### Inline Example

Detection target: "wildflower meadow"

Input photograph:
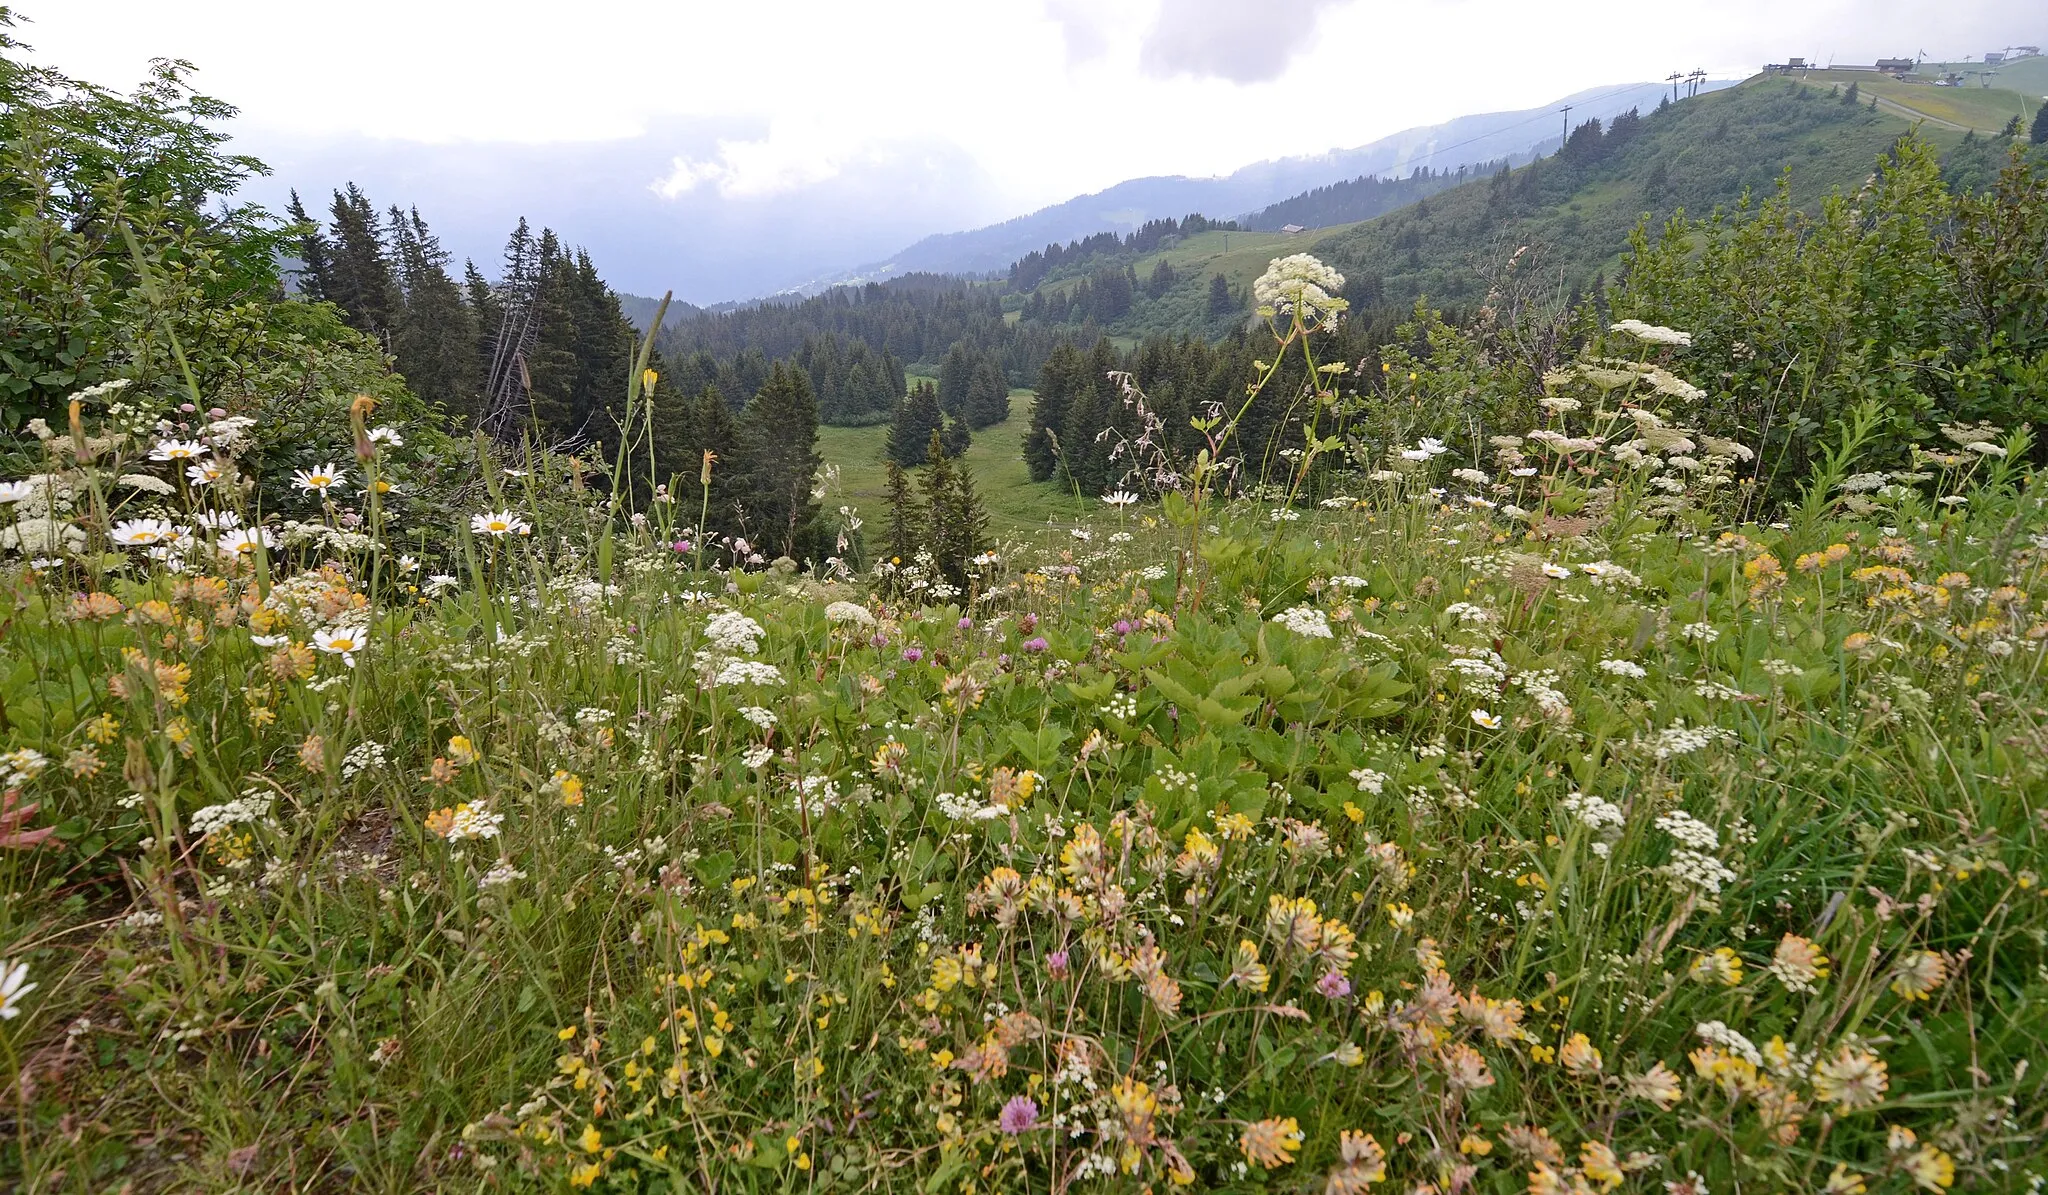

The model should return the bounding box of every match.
[4,255,2046,1193]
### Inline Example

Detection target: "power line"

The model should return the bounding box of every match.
[1384,79,1690,175]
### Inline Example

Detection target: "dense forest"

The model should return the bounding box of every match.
[1237,159,1509,231]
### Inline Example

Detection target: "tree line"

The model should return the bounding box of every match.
[287,184,841,560]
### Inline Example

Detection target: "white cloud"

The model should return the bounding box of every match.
[1140,0,1354,83]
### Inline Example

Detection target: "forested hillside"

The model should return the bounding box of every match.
[1312,79,1938,308]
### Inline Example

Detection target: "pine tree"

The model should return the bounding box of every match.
[285,189,332,301]
[886,380,945,466]
[737,362,824,561]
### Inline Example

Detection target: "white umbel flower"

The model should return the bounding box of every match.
[1253,253,1347,321]
[1270,605,1333,638]
[1610,319,1693,347]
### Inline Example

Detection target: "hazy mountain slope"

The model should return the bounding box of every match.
[1310,77,1943,310]
[847,81,1729,284]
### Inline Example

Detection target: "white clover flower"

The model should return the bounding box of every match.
[1270,605,1333,638]
[1610,319,1693,347]
[1252,253,1347,321]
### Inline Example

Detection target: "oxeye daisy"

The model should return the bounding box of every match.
[185,460,229,486]
[313,625,367,666]
[293,463,346,492]
[471,510,530,537]
[0,480,33,503]
[149,439,208,462]
[109,518,178,546]
[1470,708,1502,729]
[0,958,34,1019]
[217,528,276,557]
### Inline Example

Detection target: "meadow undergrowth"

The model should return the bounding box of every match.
[1,308,2045,1195]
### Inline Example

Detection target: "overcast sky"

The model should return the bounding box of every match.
[19,0,2039,212]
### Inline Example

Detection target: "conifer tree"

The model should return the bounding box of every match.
[322,183,401,343]
[285,189,332,301]
[654,386,742,532]
[936,343,973,415]
[948,455,991,582]
[387,206,479,414]
[1207,272,1235,317]
[964,358,1009,428]
[920,430,960,579]
[737,362,824,560]
[2034,101,2048,145]
[882,457,919,567]
[940,414,971,460]
[886,380,945,466]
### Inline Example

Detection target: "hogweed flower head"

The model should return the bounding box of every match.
[1253,254,1346,323]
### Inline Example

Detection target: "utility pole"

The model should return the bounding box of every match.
[1667,70,1684,103]
[1559,105,1573,152]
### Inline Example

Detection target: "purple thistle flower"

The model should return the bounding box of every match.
[998,1095,1039,1135]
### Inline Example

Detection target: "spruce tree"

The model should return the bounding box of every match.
[965,358,1009,428]
[1207,273,1235,317]
[936,343,973,415]
[948,455,991,583]
[886,380,944,466]
[322,183,401,343]
[285,189,332,301]
[387,206,480,415]
[737,362,824,560]
[654,386,742,534]
[920,430,960,580]
[2034,101,2048,145]
[882,458,919,566]
[940,414,971,460]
